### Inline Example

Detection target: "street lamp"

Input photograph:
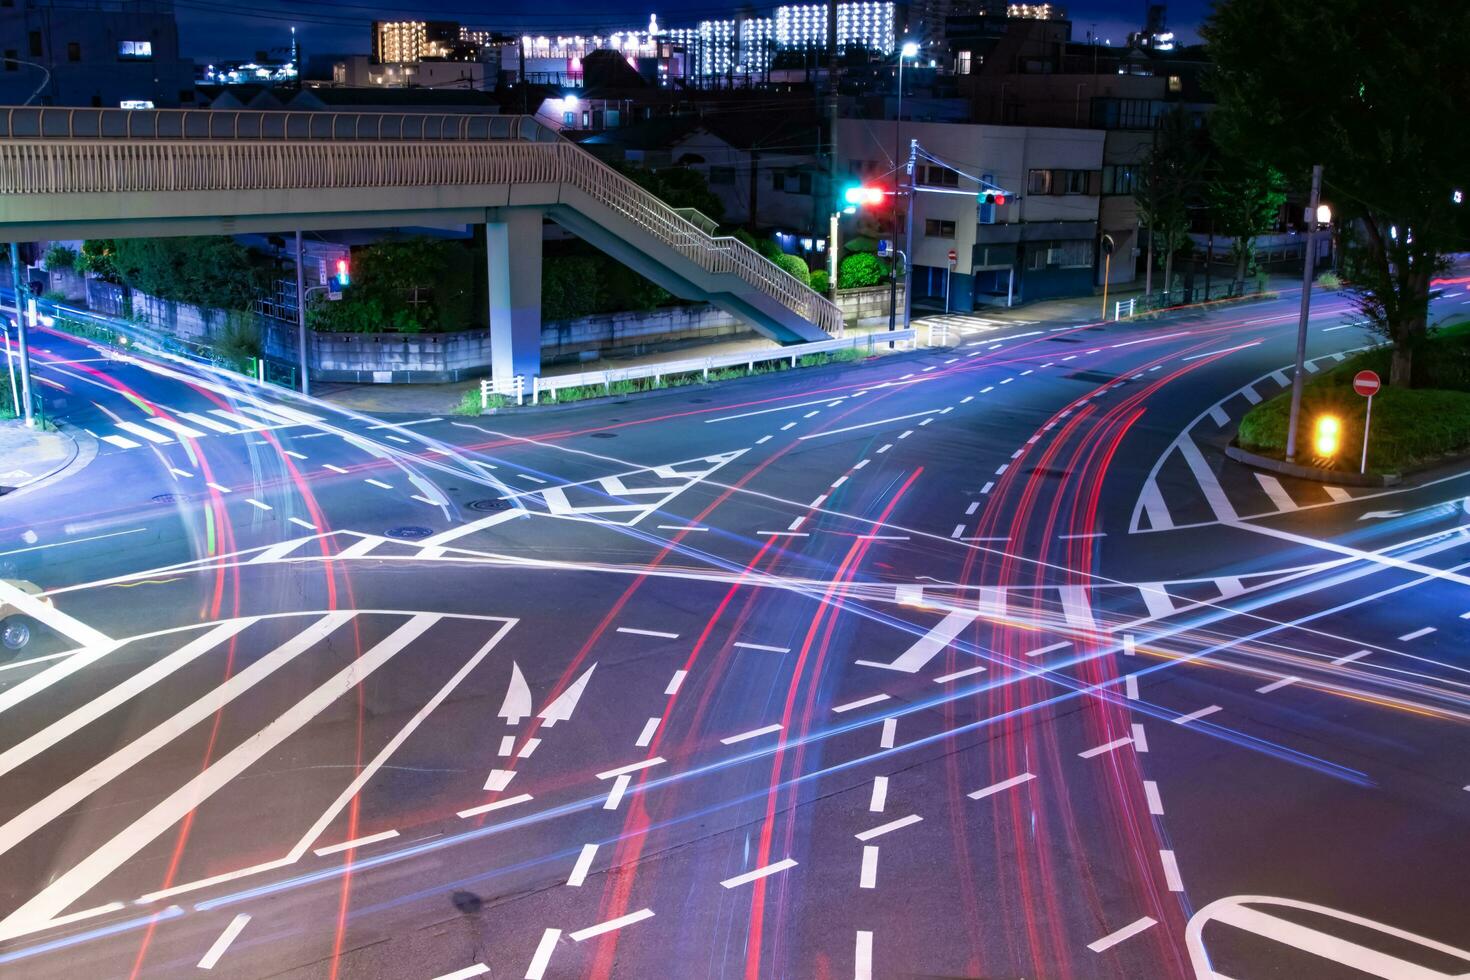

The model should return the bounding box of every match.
[1285,164,1326,463]
[888,41,919,335]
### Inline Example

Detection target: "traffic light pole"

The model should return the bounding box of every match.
[7,242,34,427]
[294,230,310,397]
[1284,164,1322,464]
[901,138,916,334]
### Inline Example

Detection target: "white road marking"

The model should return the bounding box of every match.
[855,814,921,841]
[1256,473,1299,511]
[1174,705,1222,725]
[456,794,533,819]
[1177,436,1239,522]
[597,757,666,780]
[1208,406,1231,427]
[1125,674,1139,700]
[869,776,888,812]
[879,717,897,749]
[538,664,595,727]
[115,420,173,444]
[498,662,533,725]
[101,434,141,449]
[1159,849,1185,891]
[617,626,679,639]
[569,908,654,942]
[876,443,892,453]
[482,770,515,792]
[635,717,661,747]
[965,501,980,515]
[1059,586,1096,631]
[603,774,632,810]
[721,723,782,745]
[206,409,268,431]
[245,498,272,511]
[313,829,399,857]
[1139,584,1175,620]
[1399,626,1436,641]
[1241,385,1262,405]
[781,422,797,431]
[756,435,772,444]
[1138,478,1174,531]
[430,965,487,980]
[833,693,891,713]
[933,664,986,684]
[951,524,966,539]
[1132,723,1149,752]
[525,928,562,979]
[1143,780,1165,816]
[789,516,809,531]
[705,397,849,423]
[1332,650,1370,665]
[197,913,251,970]
[1257,676,1300,694]
[720,858,798,889]
[288,517,317,531]
[980,481,994,494]
[145,417,208,440]
[1323,485,1352,503]
[664,669,687,695]
[1183,341,1261,361]
[568,844,598,887]
[994,463,1009,476]
[798,410,944,441]
[366,478,393,489]
[1088,916,1157,953]
[283,450,308,460]
[517,738,540,759]
[1123,634,1136,656]
[859,846,879,889]
[1079,737,1133,759]
[967,772,1035,801]
[322,463,349,474]
[855,609,979,673]
[734,642,789,654]
[855,930,874,980]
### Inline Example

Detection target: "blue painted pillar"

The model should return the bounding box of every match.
[486,209,543,387]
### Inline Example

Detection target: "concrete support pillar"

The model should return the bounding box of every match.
[486,209,542,386]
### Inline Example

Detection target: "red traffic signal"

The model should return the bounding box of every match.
[980,190,1006,206]
[843,183,886,208]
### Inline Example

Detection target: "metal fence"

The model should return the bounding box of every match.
[0,107,554,142]
[481,329,920,410]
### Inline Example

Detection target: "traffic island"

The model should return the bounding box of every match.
[1233,321,1470,485]
[0,420,82,496]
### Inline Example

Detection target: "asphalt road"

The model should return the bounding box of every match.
[2,280,1469,980]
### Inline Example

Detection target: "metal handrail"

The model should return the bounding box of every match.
[0,129,843,335]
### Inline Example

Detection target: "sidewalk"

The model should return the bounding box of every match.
[0,421,78,494]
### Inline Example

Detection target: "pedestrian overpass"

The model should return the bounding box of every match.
[0,107,840,385]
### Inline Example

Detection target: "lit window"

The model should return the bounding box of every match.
[119,100,155,110]
[1168,75,1181,93]
[118,40,153,60]
[956,50,971,74]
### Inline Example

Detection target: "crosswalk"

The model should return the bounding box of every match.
[914,313,1038,342]
[522,451,747,527]
[97,404,321,450]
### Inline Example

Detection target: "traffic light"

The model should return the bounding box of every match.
[842,183,886,208]
[334,258,350,288]
[979,190,1007,206]
[1313,415,1341,457]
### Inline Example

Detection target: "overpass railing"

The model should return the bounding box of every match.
[0,128,843,336]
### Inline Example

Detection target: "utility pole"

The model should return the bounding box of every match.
[826,0,840,304]
[888,52,909,333]
[7,243,34,427]
[901,138,916,332]
[1284,164,1322,464]
[294,231,310,397]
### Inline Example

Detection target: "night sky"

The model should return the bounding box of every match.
[178,0,1214,66]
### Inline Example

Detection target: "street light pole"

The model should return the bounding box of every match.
[901,138,916,333]
[7,243,34,427]
[1284,163,1322,464]
[888,41,917,334]
[294,230,310,397]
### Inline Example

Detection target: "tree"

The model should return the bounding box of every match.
[1205,152,1286,292]
[1204,0,1470,386]
[76,239,120,282]
[1134,106,1205,299]
[311,238,476,334]
[620,165,725,224]
[111,237,265,311]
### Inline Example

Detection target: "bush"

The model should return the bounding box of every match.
[773,253,811,286]
[111,236,267,311]
[809,269,830,294]
[542,256,605,321]
[41,290,67,303]
[839,252,890,289]
[212,315,261,372]
[1316,271,1343,291]
[44,244,77,270]
[77,239,121,282]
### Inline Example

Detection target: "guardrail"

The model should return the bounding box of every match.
[481,329,919,410]
[0,106,553,142]
[0,119,843,338]
[1114,298,1137,320]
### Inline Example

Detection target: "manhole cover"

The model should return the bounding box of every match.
[152,493,189,504]
[688,397,712,403]
[1046,335,1082,343]
[1065,370,1120,385]
[588,432,618,439]
[1024,466,1069,480]
[467,498,509,512]
[385,525,433,540]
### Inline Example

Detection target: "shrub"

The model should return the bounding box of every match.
[211,314,261,372]
[839,252,890,289]
[1316,271,1343,291]
[542,256,605,321]
[809,269,829,294]
[773,253,811,286]
[44,244,77,270]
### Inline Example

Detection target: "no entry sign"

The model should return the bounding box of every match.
[947,248,957,263]
[1353,370,1381,397]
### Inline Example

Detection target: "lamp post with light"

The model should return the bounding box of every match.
[887,40,919,335]
[1285,164,1331,463]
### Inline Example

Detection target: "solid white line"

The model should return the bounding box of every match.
[197,913,251,970]
[1173,705,1222,725]
[597,757,666,780]
[757,530,810,537]
[635,717,661,747]
[456,794,533,819]
[1398,626,1436,641]
[570,908,654,942]
[245,498,272,511]
[657,524,708,531]
[797,410,944,440]
[525,928,562,979]
[1159,849,1184,891]
[734,642,789,653]
[366,479,393,489]
[1079,737,1133,759]
[832,693,890,713]
[855,813,921,841]
[567,843,598,887]
[1143,780,1165,816]
[859,845,879,889]
[869,775,888,812]
[617,627,680,639]
[1024,640,1071,659]
[313,829,399,857]
[932,664,986,684]
[855,931,873,980]
[720,723,782,745]
[431,965,488,980]
[720,857,798,889]
[603,774,632,810]
[1183,341,1261,361]
[1088,916,1157,953]
[1257,676,1301,694]
[664,670,687,695]
[967,772,1035,800]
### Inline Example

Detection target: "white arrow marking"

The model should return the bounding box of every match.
[538,663,595,727]
[498,662,532,725]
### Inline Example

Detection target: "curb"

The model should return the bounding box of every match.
[1224,443,1400,487]
[2,422,97,500]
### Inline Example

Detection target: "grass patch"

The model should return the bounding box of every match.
[1237,317,1470,473]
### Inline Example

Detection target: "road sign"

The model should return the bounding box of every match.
[947,248,957,264]
[877,239,892,258]
[1352,370,1381,397]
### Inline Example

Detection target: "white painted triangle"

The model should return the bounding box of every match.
[538,663,595,727]
[498,662,532,725]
